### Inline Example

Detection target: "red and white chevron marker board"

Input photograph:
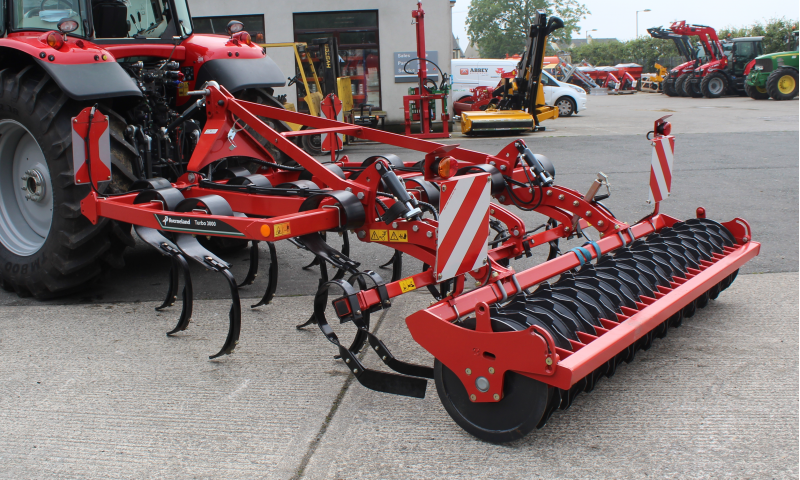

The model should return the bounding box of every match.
[434,172,491,281]
[648,134,675,204]
[320,94,343,154]
[71,107,111,187]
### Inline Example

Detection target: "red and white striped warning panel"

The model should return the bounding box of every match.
[320,95,343,154]
[435,172,491,281]
[71,108,111,186]
[648,135,675,204]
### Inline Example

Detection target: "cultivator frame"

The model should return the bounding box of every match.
[77,79,759,442]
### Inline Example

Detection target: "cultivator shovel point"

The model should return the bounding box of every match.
[76,81,759,443]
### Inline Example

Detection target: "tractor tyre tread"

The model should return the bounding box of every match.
[676,73,692,97]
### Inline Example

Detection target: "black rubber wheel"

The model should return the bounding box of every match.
[663,77,677,96]
[701,72,727,98]
[0,64,135,298]
[686,77,703,98]
[300,127,323,156]
[745,82,770,100]
[555,96,576,116]
[676,73,692,97]
[434,316,550,443]
[766,67,798,100]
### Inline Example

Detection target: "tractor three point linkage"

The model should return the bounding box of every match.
[2,3,760,442]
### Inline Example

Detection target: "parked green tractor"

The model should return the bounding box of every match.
[745,31,798,100]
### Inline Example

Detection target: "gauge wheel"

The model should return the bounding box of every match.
[766,67,798,100]
[555,96,576,117]
[0,65,136,298]
[434,316,550,443]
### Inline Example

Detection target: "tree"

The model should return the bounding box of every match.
[467,0,590,59]
[719,17,798,54]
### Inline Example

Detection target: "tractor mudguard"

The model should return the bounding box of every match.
[35,59,141,100]
[194,56,285,93]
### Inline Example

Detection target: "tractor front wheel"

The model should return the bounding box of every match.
[686,77,703,98]
[701,72,727,98]
[662,77,677,96]
[766,67,798,100]
[676,73,692,97]
[745,83,770,100]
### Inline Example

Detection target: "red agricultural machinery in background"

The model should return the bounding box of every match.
[648,25,702,96]
[0,0,760,443]
[660,22,764,98]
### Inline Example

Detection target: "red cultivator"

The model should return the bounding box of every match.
[77,82,759,442]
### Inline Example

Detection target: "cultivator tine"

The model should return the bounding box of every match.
[313,275,429,398]
[251,242,279,308]
[209,269,242,359]
[174,234,242,358]
[166,255,193,335]
[133,225,195,333]
[156,258,179,311]
[237,241,260,288]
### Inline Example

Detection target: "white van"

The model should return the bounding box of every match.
[451,58,587,116]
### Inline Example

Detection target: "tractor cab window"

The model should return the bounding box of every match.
[731,41,761,73]
[92,0,188,39]
[695,43,707,62]
[13,0,87,36]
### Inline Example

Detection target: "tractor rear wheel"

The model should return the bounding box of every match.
[676,73,691,97]
[766,67,798,100]
[701,72,727,98]
[745,83,770,100]
[0,65,135,298]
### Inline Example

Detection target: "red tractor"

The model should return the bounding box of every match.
[0,0,291,297]
[670,22,764,98]
[647,26,702,97]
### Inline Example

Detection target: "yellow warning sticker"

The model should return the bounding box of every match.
[274,222,291,238]
[178,82,189,96]
[370,229,388,242]
[399,277,417,293]
[388,230,408,242]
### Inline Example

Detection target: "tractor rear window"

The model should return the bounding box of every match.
[92,0,176,39]
[13,0,86,36]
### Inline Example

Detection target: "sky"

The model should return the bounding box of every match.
[451,0,800,51]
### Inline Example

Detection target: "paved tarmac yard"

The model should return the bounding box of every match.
[0,93,797,479]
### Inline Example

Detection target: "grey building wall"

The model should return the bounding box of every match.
[187,0,454,123]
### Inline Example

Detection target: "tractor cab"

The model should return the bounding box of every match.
[728,37,764,75]
[11,0,193,40]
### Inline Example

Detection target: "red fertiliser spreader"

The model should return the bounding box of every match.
[76,82,759,443]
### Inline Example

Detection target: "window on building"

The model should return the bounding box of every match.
[293,10,381,112]
[193,14,265,42]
